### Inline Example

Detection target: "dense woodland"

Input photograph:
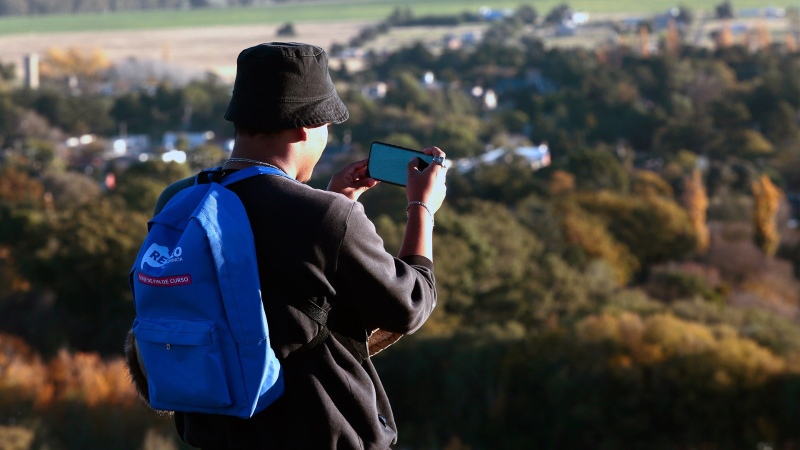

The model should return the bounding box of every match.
[2,4,800,449]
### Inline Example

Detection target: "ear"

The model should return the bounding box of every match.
[291,127,309,143]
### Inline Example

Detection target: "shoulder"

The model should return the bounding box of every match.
[233,175,361,225]
[153,176,195,216]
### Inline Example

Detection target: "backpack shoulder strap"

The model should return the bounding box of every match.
[220,166,298,185]
[193,165,297,187]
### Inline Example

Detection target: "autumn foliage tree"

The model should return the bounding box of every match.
[752,174,783,256]
[681,169,710,254]
[39,47,111,91]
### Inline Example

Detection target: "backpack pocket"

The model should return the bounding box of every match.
[133,318,232,409]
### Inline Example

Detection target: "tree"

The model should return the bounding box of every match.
[430,116,484,158]
[715,1,735,19]
[39,47,111,89]
[0,167,44,207]
[544,3,572,25]
[680,169,710,254]
[761,101,800,146]
[383,72,430,111]
[710,100,751,133]
[189,143,226,170]
[674,6,694,25]
[19,198,148,354]
[431,201,546,326]
[557,199,640,284]
[729,129,774,158]
[26,89,114,135]
[0,61,15,84]
[112,160,191,214]
[515,5,538,25]
[562,148,630,193]
[752,174,782,256]
[0,0,28,14]
[631,170,674,198]
[276,22,296,37]
[573,191,700,273]
[41,170,102,208]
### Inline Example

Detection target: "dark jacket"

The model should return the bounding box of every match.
[127,172,437,449]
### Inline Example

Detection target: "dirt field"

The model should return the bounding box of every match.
[0,21,372,83]
[3,15,788,85]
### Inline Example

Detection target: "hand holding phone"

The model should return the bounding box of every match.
[327,159,379,201]
[367,142,435,187]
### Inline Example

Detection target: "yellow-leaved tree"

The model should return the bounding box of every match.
[752,174,783,256]
[39,47,110,84]
[680,169,710,254]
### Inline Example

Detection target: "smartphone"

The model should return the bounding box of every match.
[367,141,434,187]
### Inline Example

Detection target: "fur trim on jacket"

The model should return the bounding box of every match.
[124,329,173,417]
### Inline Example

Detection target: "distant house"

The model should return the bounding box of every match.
[162,131,215,150]
[765,7,785,18]
[108,135,151,158]
[737,6,785,18]
[738,8,761,18]
[362,82,387,99]
[478,7,512,21]
[571,12,590,25]
[556,22,577,36]
[337,47,365,58]
[462,31,482,45]
[453,143,551,172]
[443,31,483,50]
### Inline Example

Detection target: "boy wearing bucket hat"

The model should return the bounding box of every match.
[157,42,447,449]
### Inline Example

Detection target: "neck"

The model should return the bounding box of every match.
[224,157,282,170]
[225,139,298,179]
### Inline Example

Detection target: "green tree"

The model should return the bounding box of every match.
[384,72,430,111]
[19,198,147,354]
[631,170,674,198]
[189,143,226,170]
[430,116,484,158]
[515,4,538,24]
[276,22,296,37]
[432,201,545,326]
[562,148,630,193]
[544,3,572,25]
[761,101,800,146]
[112,160,192,214]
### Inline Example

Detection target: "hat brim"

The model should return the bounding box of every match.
[225,90,349,131]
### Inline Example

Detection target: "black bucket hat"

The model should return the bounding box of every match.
[224,42,349,131]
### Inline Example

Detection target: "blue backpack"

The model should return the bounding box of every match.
[129,166,294,419]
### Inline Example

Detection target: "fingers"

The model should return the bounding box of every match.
[350,159,369,170]
[346,159,373,181]
[356,178,380,189]
[420,147,447,171]
[422,146,445,158]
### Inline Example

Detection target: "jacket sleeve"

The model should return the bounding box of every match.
[333,201,437,334]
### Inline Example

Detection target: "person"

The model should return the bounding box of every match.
[132,42,447,449]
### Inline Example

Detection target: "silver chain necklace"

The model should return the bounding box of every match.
[224,157,284,172]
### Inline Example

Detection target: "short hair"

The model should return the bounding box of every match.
[233,122,282,138]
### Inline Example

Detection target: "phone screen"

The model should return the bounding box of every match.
[367,142,433,187]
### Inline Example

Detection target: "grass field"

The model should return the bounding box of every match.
[0,0,789,36]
